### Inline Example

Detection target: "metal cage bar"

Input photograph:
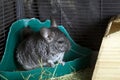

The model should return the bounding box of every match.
[1,0,120,60]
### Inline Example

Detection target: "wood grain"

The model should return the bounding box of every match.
[92,16,120,80]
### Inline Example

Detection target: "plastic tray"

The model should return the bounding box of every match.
[0,18,92,80]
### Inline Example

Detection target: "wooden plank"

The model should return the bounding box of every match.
[92,15,120,80]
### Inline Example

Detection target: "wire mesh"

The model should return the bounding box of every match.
[1,0,120,60]
[0,0,16,60]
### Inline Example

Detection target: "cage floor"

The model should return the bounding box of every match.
[52,68,92,80]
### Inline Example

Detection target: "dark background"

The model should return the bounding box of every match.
[0,0,120,60]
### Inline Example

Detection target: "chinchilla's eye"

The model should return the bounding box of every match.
[57,37,65,44]
[57,40,64,44]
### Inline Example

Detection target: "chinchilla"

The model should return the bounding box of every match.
[16,19,71,70]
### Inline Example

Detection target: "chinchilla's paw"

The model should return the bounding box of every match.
[58,61,65,66]
[48,60,55,67]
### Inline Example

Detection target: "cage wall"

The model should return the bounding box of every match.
[0,0,120,60]
[0,0,16,59]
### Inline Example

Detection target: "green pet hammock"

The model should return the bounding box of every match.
[0,18,92,80]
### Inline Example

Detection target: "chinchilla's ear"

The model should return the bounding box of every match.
[50,17,57,27]
[40,28,55,43]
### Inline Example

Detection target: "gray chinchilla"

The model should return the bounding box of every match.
[16,19,71,70]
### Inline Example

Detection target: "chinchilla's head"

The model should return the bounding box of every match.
[40,19,71,54]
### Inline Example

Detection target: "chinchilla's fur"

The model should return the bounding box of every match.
[16,20,71,70]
